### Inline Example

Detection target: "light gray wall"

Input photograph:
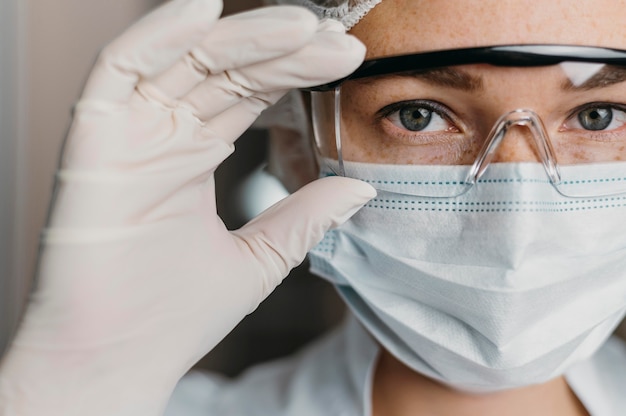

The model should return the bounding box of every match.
[0,0,163,354]
[0,0,23,353]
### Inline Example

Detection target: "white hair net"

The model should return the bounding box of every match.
[255,0,384,131]
[267,0,383,30]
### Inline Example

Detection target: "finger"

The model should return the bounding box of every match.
[201,90,287,143]
[231,176,377,301]
[179,30,365,121]
[146,6,321,99]
[81,0,223,103]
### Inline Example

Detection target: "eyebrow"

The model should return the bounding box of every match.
[353,65,626,92]
[561,65,626,91]
[357,67,484,92]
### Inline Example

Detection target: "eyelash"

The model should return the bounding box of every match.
[565,102,626,121]
[556,102,626,145]
[379,100,626,124]
[377,99,452,123]
[372,99,626,149]
[373,100,464,145]
[378,99,459,136]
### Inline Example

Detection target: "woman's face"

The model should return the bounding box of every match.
[315,0,626,167]
[275,0,626,188]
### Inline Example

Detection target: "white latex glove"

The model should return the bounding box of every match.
[0,1,375,414]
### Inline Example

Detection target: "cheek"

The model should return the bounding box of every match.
[340,88,388,162]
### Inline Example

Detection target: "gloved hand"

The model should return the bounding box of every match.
[0,1,375,414]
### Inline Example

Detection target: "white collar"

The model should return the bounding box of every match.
[166,314,626,416]
[340,314,626,416]
[341,314,379,416]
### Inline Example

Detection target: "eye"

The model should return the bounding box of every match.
[565,104,626,132]
[384,101,454,133]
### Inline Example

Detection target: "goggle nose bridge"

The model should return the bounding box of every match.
[465,109,563,187]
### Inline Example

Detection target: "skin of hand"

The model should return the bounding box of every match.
[0,1,375,415]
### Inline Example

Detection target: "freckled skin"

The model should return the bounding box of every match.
[351,0,626,58]
[336,67,579,164]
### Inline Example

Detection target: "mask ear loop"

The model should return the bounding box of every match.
[334,86,346,177]
[465,109,562,188]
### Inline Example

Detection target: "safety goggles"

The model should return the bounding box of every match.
[308,45,626,198]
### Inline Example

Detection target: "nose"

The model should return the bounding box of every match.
[491,124,542,163]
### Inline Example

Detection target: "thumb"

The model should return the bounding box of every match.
[232,176,376,295]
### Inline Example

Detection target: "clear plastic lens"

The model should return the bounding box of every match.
[311,61,626,198]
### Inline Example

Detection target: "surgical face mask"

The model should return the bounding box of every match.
[306,45,626,392]
[309,159,626,392]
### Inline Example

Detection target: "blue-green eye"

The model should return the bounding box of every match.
[578,107,613,130]
[399,106,433,131]
[385,102,453,133]
[565,104,626,132]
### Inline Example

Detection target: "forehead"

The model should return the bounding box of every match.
[350,0,626,59]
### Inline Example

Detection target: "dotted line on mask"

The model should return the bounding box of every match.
[356,177,626,186]
[479,177,626,185]
[366,197,626,212]
[361,179,469,186]
[360,178,544,186]
[560,177,626,185]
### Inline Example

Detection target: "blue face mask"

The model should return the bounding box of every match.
[310,159,626,393]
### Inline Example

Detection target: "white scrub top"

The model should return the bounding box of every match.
[165,315,626,416]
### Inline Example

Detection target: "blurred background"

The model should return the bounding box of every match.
[0,0,625,378]
[0,0,345,377]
